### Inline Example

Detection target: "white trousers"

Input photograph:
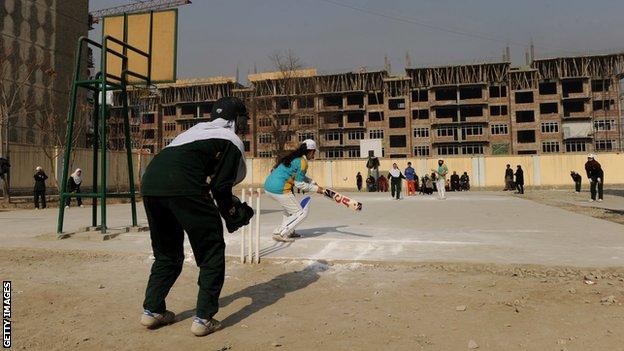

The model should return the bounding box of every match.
[436,179,446,199]
[267,192,308,236]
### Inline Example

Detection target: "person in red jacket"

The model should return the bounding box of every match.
[584,154,604,202]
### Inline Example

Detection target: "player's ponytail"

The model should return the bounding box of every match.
[276,143,308,168]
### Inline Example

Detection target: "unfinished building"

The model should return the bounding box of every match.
[116,52,624,159]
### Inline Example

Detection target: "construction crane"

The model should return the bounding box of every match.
[90,0,191,25]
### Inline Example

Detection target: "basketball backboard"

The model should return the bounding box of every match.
[102,9,178,84]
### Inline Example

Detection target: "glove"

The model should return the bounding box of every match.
[221,196,254,233]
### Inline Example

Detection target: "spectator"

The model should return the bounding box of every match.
[432,159,448,200]
[366,175,376,192]
[388,163,405,200]
[584,154,604,202]
[450,171,460,191]
[33,166,48,209]
[570,171,582,193]
[377,175,388,192]
[424,175,434,195]
[356,172,363,192]
[460,172,470,191]
[514,165,524,194]
[504,164,514,191]
[65,168,84,208]
[404,162,417,196]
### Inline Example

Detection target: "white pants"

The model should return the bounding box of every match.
[268,192,308,236]
[436,179,446,199]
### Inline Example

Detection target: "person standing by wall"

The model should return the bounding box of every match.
[460,172,470,191]
[388,163,405,200]
[65,168,83,208]
[33,166,48,209]
[570,171,582,193]
[356,172,363,192]
[450,171,460,191]
[504,164,514,191]
[404,162,416,196]
[514,165,524,194]
[584,154,604,202]
[432,159,448,200]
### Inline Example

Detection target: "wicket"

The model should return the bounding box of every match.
[240,188,261,264]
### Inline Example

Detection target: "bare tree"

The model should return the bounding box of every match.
[267,50,305,159]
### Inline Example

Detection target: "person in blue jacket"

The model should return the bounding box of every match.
[264,139,323,242]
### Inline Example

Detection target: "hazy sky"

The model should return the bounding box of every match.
[90,0,624,82]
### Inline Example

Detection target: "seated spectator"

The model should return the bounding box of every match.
[460,172,470,191]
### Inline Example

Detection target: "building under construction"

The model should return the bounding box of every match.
[114,52,624,159]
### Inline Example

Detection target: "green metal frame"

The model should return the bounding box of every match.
[57,12,154,235]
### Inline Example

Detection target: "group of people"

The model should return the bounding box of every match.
[31,167,84,209]
[569,154,604,201]
[357,160,471,200]
[503,164,524,194]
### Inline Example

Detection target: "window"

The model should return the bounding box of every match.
[163,137,174,146]
[163,106,176,116]
[459,87,482,100]
[347,149,361,158]
[181,105,197,116]
[437,145,459,155]
[411,109,429,119]
[258,133,272,144]
[460,105,483,118]
[565,140,587,152]
[492,143,510,155]
[324,131,342,142]
[539,82,557,95]
[243,141,250,152]
[435,88,456,101]
[541,122,559,133]
[516,110,535,123]
[542,141,560,153]
[436,106,456,119]
[515,91,534,103]
[461,125,483,136]
[298,96,314,109]
[594,120,616,131]
[369,129,384,139]
[142,129,155,139]
[413,145,430,156]
[142,113,155,124]
[593,100,614,111]
[518,150,537,155]
[278,116,291,126]
[346,94,364,106]
[257,99,272,111]
[389,116,406,128]
[131,125,140,133]
[323,95,342,108]
[437,126,455,137]
[490,105,508,116]
[562,79,584,96]
[347,112,364,124]
[324,114,341,124]
[368,92,383,105]
[389,135,407,148]
[490,124,508,135]
[389,154,407,158]
[540,103,558,114]
[348,130,365,140]
[517,130,536,143]
[258,151,274,158]
[563,100,585,116]
[489,85,507,98]
[298,132,314,142]
[413,127,429,138]
[591,79,611,92]
[181,121,196,130]
[324,149,344,158]
[164,123,176,132]
[298,115,314,125]
[461,144,484,155]
[389,99,405,110]
[368,111,384,121]
[411,89,428,102]
[595,140,615,151]
[259,118,272,127]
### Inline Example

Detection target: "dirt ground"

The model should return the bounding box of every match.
[3,247,624,351]
[518,188,624,225]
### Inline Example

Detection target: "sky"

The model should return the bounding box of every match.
[89,0,624,82]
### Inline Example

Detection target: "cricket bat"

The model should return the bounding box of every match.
[323,188,363,212]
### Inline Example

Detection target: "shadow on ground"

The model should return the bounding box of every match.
[175,263,326,327]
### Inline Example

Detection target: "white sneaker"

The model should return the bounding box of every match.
[597,199,603,202]
[588,199,595,203]
[65,205,70,209]
[80,205,84,208]
[140,310,175,329]
[190,317,221,336]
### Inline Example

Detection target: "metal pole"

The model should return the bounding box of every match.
[91,84,100,228]
[255,188,260,263]
[100,40,109,234]
[247,187,252,263]
[240,188,245,263]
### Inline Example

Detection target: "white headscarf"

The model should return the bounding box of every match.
[166,118,247,185]
[71,168,82,185]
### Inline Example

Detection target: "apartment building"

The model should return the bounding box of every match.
[115,52,624,159]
